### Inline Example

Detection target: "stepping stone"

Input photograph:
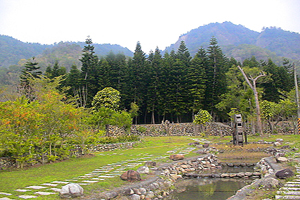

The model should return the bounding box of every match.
[285,184,300,187]
[0,198,11,200]
[26,186,47,189]
[19,195,37,199]
[49,188,61,192]
[0,193,12,196]
[98,175,115,178]
[275,195,300,199]
[82,180,98,183]
[277,191,300,195]
[16,189,31,192]
[92,178,100,180]
[281,187,300,191]
[52,181,69,184]
[34,192,56,195]
[78,183,89,185]
[41,183,57,187]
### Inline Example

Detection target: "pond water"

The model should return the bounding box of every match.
[167,178,253,200]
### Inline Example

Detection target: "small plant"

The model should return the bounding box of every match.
[137,126,147,133]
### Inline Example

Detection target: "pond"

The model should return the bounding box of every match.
[167,178,253,200]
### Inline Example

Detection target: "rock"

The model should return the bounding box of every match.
[195,149,207,154]
[276,157,288,163]
[137,166,150,174]
[259,177,280,189]
[133,188,141,195]
[169,154,184,161]
[276,138,284,143]
[104,191,118,199]
[275,168,294,179]
[120,170,141,181]
[59,183,83,198]
[145,161,156,166]
[145,191,155,199]
[139,188,147,195]
[203,143,210,148]
[130,194,141,200]
[274,142,281,147]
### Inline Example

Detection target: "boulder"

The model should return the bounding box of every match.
[130,194,140,200]
[259,177,280,189]
[170,154,184,161]
[120,170,141,181]
[276,157,288,163]
[59,183,83,198]
[137,166,150,174]
[203,143,210,148]
[275,168,294,179]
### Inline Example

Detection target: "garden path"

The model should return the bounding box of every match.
[0,144,198,199]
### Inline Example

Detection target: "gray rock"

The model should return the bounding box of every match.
[276,157,288,163]
[259,177,280,189]
[130,194,140,200]
[276,168,294,179]
[137,166,150,174]
[139,188,147,195]
[59,183,83,198]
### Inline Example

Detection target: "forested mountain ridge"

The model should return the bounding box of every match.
[165,21,300,62]
[0,35,133,68]
[0,35,51,68]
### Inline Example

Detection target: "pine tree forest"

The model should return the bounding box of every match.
[55,37,294,124]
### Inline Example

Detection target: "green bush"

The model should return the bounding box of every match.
[137,126,147,133]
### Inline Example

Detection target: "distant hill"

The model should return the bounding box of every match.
[0,35,51,68]
[0,35,133,69]
[164,22,300,64]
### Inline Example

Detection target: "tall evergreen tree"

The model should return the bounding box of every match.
[205,37,228,119]
[79,36,100,107]
[19,57,42,100]
[147,47,163,124]
[189,48,207,117]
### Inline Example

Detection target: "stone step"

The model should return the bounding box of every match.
[275,195,300,199]
[281,187,300,191]
[285,184,300,188]
[277,191,300,195]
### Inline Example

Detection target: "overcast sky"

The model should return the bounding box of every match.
[0,0,300,53]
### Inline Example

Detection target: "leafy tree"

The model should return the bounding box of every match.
[193,109,212,132]
[90,87,131,136]
[237,65,266,135]
[92,87,120,111]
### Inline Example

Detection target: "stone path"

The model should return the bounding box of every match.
[0,145,196,199]
[275,166,300,199]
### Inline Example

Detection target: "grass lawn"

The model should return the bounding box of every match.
[1,134,300,199]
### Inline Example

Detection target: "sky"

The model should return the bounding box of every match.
[0,0,300,53]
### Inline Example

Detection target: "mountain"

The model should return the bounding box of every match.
[164,22,300,63]
[0,35,51,68]
[0,35,133,68]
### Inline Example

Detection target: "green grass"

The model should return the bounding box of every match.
[0,136,196,199]
[1,134,300,199]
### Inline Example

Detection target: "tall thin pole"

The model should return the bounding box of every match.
[294,64,300,134]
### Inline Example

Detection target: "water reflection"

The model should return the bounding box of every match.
[167,178,253,200]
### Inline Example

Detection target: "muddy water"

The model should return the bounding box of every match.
[167,178,253,200]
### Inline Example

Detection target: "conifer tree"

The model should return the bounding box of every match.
[205,37,228,119]
[79,36,100,107]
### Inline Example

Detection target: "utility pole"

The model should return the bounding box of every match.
[294,64,300,134]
